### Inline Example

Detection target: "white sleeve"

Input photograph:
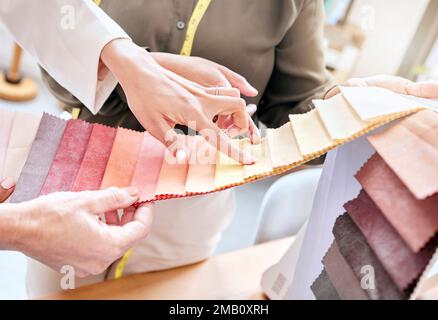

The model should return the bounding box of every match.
[0,0,130,114]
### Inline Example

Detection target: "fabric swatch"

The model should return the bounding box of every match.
[72,124,117,192]
[356,153,438,253]
[214,139,245,189]
[315,93,366,141]
[131,132,166,201]
[345,190,437,291]
[340,86,422,121]
[311,268,341,300]
[333,213,405,300]
[289,109,333,157]
[0,109,15,176]
[2,112,41,181]
[266,122,303,168]
[243,138,273,179]
[40,119,93,195]
[10,114,67,203]
[368,110,438,200]
[185,136,216,194]
[323,241,369,300]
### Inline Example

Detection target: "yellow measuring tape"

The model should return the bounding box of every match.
[93,0,212,279]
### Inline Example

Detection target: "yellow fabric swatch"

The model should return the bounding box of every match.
[340,86,424,121]
[289,109,333,157]
[266,122,303,168]
[315,94,366,141]
[243,138,273,179]
[214,140,244,189]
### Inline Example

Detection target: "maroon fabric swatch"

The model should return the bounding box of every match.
[311,268,341,300]
[40,119,93,195]
[356,153,438,253]
[10,114,67,203]
[333,213,406,300]
[345,190,437,292]
[72,124,117,192]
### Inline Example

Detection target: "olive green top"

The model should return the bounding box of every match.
[42,0,333,130]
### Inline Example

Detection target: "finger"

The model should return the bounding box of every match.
[207,96,249,133]
[216,104,257,130]
[219,66,258,97]
[406,81,438,99]
[0,177,15,203]
[111,204,154,250]
[248,115,261,145]
[78,187,139,215]
[246,104,257,117]
[205,87,241,98]
[325,86,341,99]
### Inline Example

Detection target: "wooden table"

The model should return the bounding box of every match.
[43,237,294,300]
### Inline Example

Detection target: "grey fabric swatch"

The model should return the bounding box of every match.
[311,268,341,300]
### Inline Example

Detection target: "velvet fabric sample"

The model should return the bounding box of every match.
[356,153,438,253]
[311,268,341,300]
[368,110,438,200]
[323,241,369,300]
[131,132,166,201]
[40,119,93,195]
[345,190,437,291]
[333,213,405,300]
[10,114,67,203]
[72,124,117,192]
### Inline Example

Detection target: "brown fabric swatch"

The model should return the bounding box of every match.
[311,268,341,300]
[333,213,406,300]
[323,241,369,300]
[345,190,437,292]
[356,153,438,253]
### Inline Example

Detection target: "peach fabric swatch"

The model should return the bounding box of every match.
[356,153,438,253]
[315,94,366,141]
[100,128,143,190]
[243,138,273,179]
[289,109,333,157]
[154,152,189,198]
[131,132,166,201]
[266,122,303,168]
[0,109,15,175]
[340,86,423,121]
[40,120,93,195]
[368,110,438,200]
[214,139,244,189]
[72,124,117,192]
[2,112,41,181]
[185,136,216,194]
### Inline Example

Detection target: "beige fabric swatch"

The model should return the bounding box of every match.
[266,122,303,168]
[368,110,438,200]
[340,86,424,121]
[243,138,273,179]
[214,140,244,189]
[289,109,333,157]
[315,94,366,141]
[2,112,41,180]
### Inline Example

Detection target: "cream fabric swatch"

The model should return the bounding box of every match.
[266,122,303,168]
[2,112,41,180]
[289,109,333,157]
[215,140,244,189]
[340,86,423,121]
[243,138,273,179]
[315,94,366,141]
[0,109,15,175]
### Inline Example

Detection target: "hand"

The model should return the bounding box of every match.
[3,187,153,277]
[326,75,438,99]
[101,39,258,164]
[151,53,261,144]
[0,177,15,203]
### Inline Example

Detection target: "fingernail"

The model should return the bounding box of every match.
[176,149,187,164]
[1,177,15,190]
[227,125,241,137]
[125,187,139,198]
[243,153,257,165]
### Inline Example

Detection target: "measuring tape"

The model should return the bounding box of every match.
[92,0,212,280]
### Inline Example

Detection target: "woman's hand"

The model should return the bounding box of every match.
[326,75,438,99]
[0,177,15,203]
[0,187,153,277]
[101,39,258,164]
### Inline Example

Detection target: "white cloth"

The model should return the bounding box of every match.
[0,0,129,114]
[26,190,236,298]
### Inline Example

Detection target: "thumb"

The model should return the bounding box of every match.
[0,177,15,203]
[79,187,139,214]
[220,66,258,97]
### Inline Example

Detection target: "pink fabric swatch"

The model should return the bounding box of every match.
[40,120,93,195]
[131,132,165,202]
[72,124,117,192]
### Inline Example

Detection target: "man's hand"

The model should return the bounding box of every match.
[3,187,153,277]
[101,39,259,164]
[326,75,438,99]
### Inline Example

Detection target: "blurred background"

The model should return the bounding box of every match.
[0,0,437,299]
